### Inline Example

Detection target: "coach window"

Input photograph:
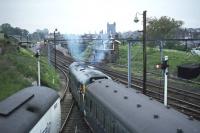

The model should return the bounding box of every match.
[68,73,70,80]
[99,107,103,124]
[121,126,126,133]
[92,101,96,118]
[103,111,106,129]
[77,82,80,90]
[95,103,98,119]
[90,100,92,112]
[90,78,96,83]
[97,105,101,122]
[112,122,116,133]
[70,75,74,84]
[108,116,111,133]
[73,77,76,87]
[85,95,88,108]
[72,75,76,83]
[115,123,119,133]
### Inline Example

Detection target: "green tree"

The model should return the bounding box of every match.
[147,16,183,40]
[0,23,29,37]
[1,23,12,35]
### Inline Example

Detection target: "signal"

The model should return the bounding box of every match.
[156,56,169,107]
[35,49,40,58]
[155,60,169,70]
[155,64,161,69]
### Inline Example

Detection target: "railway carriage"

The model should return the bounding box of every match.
[0,86,61,133]
[69,62,111,111]
[84,79,200,133]
[69,62,200,133]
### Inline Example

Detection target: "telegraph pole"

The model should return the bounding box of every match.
[134,10,147,94]
[128,42,132,88]
[54,29,57,69]
[142,10,147,94]
[48,42,51,66]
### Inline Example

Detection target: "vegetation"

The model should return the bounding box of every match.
[147,16,185,49]
[147,16,183,40]
[82,45,93,60]
[0,39,60,101]
[110,44,200,81]
[0,23,29,37]
[0,23,49,42]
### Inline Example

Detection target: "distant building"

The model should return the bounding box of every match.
[176,28,200,48]
[0,33,4,40]
[107,22,116,35]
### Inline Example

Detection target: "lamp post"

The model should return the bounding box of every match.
[46,40,51,66]
[128,41,132,88]
[54,29,57,69]
[134,10,147,94]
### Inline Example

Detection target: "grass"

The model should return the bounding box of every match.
[109,44,200,81]
[0,41,60,101]
[0,58,30,100]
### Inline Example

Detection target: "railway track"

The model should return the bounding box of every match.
[53,48,200,120]
[108,63,200,86]
[97,65,200,103]
[50,54,92,133]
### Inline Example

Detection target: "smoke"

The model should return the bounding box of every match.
[64,33,114,63]
[91,36,113,63]
[64,34,85,61]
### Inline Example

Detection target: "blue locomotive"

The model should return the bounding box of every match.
[0,86,61,133]
[69,62,111,112]
[69,62,200,133]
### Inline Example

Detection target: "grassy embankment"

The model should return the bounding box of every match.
[0,39,60,101]
[109,44,200,81]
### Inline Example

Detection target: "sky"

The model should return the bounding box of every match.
[0,0,199,34]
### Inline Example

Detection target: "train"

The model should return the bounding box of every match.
[69,62,200,133]
[0,86,61,133]
[69,62,111,113]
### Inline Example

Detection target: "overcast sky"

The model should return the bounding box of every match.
[0,0,199,34]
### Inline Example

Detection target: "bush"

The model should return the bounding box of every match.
[0,46,60,101]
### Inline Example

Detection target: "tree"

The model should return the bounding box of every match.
[0,23,50,42]
[1,23,12,35]
[30,28,49,42]
[147,16,183,40]
[0,23,29,37]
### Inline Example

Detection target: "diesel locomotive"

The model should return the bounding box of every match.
[69,62,111,112]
